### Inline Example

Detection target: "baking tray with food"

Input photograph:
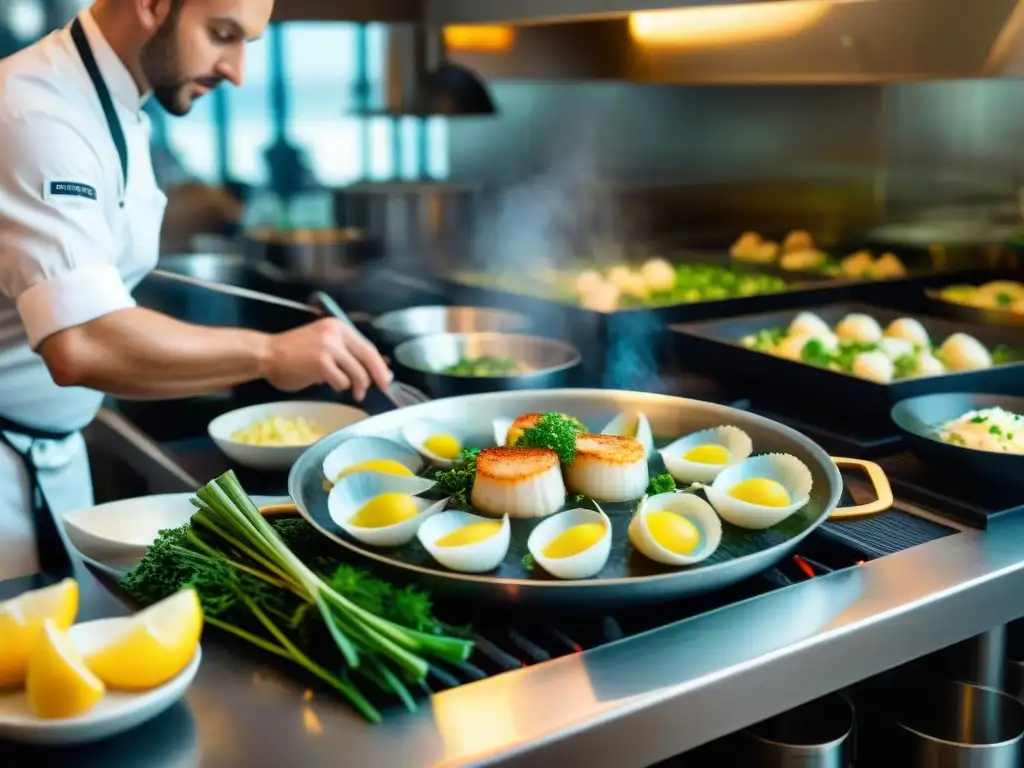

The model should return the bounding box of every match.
[727,228,946,283]
[921,277,1024,328]
[672,303,1024,422]
[288,390,890,609]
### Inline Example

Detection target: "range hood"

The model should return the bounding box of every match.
[422,0,1024,82]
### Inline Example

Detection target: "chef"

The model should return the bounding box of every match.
[0,0,393,580]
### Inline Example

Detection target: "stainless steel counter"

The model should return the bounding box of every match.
[3,512,1024,767]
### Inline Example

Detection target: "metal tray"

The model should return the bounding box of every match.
[288,389,890,609]
[672,302,1024,423]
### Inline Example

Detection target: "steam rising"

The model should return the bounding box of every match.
[467,149,670,393]
[468,150,645,277]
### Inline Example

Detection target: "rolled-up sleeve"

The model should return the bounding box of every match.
[0,112,133,349]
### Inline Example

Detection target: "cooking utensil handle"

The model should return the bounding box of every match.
[829,457,893,519]
[259,503,300,518]
[308,290,406,409]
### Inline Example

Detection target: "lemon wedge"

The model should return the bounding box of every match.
[0,578,78,687]
[26,619,105,719]
[84,588,203,691]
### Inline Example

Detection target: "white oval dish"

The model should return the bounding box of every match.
[322,436,424,484]
[208,401,367,471]
[628,492,722,566]
[658,425,753,484]
[526,506,612,580]
[600,411,655,458]
[705,453,813,530]
[328,472,446,547]
[0,618,201,746]
[417,511,511,573]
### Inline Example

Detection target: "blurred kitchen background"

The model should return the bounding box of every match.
[5,0,1024,278]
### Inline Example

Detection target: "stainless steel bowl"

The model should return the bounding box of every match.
[392,332,583,398]
[371,306,532,346]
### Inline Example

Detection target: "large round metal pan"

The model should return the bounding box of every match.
[891,392,1024,491]
[289,390,891,609]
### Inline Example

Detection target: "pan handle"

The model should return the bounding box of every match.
[829,457,894,519]
[259,502,300,518]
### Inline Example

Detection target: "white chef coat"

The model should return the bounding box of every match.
[0,11,168,579]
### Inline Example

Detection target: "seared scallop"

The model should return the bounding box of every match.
[471,446,566,519]
[565,434,649,502]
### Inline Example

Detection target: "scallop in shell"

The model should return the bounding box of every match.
[658,426,753,484]
[402,420,470,468]
[705,454,813,530]
[417,511,511,574]
[526,506,612,580]
[628,492,722,566]
[601,411,655,458]
[322,436,424,484]
[328,472,446,548]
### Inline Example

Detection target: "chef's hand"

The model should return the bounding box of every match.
[265,318,393,401]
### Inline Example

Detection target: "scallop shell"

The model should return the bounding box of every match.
[328,472,446,548]
[417,511,511,573]
[492,418,514,447]
[629,492,722,566]
[658,426,753,484]
[322,436,424,483]
[402,420,471,468]
[526,505,612,580]
[600,411,655,458]
[705,453,813,530]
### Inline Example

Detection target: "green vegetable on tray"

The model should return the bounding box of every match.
[441,356,524,377]
[120,470,474,724]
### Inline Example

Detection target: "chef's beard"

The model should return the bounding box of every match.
[139,8,223,117]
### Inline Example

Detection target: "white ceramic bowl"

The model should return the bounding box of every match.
[208,401,368,470]
[0,618,201,746]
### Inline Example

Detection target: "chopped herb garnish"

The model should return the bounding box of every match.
[971,416,987,424]
[521,553,535,572]
[569,492,586,504]
[515,412,583,465]
[990,425,1003,436]
[435,447,481,508]
[646,473,677,496]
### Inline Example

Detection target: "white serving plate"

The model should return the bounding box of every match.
[0,618,201,746]
[64,493,286,565]
[208,401,369,470]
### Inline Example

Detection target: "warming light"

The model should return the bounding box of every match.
[629,1,829,48]
[443,26,516,53]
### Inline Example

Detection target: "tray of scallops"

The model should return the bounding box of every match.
[287,390,890,608]
[672,303,1024,420]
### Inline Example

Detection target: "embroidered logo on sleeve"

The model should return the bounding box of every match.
[44,180,98,203]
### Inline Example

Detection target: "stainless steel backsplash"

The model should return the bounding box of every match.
[447,79,1024,234]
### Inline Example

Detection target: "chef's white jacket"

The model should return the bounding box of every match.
[0,11,168,579]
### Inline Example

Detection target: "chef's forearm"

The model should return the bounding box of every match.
[39,307,273,398]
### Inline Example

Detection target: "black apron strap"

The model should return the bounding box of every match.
[0,416,75,578]
[70,17,128,202]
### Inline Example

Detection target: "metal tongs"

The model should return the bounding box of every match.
[151,269,430,409]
